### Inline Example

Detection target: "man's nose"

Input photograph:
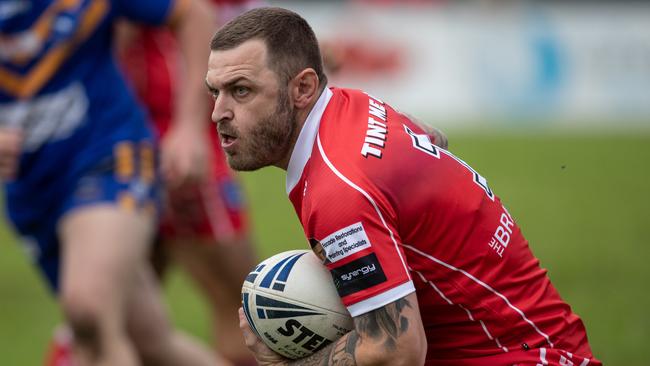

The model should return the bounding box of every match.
[211,96,234,123]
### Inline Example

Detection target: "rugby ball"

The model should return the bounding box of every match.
[241,250,353,359]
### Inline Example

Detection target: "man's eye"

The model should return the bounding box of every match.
[234,86,249,97]
[210,90,219,99]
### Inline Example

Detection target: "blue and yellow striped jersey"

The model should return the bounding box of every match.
[0,0,185,229]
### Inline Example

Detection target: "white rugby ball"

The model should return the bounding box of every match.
[241,250,353,359]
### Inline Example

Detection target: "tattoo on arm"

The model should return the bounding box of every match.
[327,332,359,365]
[355,297,411,350]
[287,297,412,365]
[286,332,358,366]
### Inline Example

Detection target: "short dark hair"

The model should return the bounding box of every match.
[210,7,327,87]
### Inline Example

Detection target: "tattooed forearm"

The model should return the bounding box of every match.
[355,297,412,350]
[287,331,359,366]
[331,331,359,365]
[287,298,411,365]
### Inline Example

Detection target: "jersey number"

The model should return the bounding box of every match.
[404,125,495,200]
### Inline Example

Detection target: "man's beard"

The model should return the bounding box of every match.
[226,90,297,171]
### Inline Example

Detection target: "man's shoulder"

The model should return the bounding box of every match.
[317,88,373,166]
[327,87,369,105]
[321,87,379,131]
[317,87,407,177]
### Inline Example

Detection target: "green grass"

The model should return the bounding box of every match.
[1,132,649,365]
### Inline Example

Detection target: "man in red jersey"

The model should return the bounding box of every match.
[206,7,601,366]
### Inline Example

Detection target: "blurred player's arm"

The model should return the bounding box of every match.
[0,127,23,181]
[162,0,216,187]
[320,40,344,75]
[240,292,427,366]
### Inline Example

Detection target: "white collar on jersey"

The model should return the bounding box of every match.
[285,87,333,195]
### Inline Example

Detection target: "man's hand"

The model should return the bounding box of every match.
[238,307,289,366]
[419,123,448,150]
[406,114,449,150]
[160,0,214,189]
[160,123,211,188]
[0,128,23,181]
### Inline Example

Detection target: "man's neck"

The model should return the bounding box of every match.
[275,85,327,170]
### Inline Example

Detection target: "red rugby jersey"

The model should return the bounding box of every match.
[287,88,600,366]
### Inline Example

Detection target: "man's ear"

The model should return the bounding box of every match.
[290,68,319,109]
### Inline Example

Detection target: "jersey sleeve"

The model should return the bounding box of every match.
[306,179,415,317]
[112,0,190,25]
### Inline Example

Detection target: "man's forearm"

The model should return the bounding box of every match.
[287,331,359,366]
[286,296,414,366]
[174,0,215,127]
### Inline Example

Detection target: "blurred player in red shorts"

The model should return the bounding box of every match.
[118,1,261,365]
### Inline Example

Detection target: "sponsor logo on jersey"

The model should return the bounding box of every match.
[0,83,88,151]
[0,1,30,23]
[360,94,388,158]
[331,253,387,297]
[487,205,515,257]
[317,222,372,263]
[259,252,306,292]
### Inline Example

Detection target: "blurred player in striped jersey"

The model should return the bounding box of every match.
[41,1,260,366]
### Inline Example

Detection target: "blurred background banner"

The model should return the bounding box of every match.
[272,0,650,129]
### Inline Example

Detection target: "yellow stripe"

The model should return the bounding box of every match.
[0,67,24,96]
[139,142,155,184]
[75,0,108,40]
[115,142,135,182]
[1,0,83,65]
[18,43,72,98]
[31,0,83,47]
[0,0,109,98]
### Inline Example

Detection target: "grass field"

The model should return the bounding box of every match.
[1,132,648,365]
